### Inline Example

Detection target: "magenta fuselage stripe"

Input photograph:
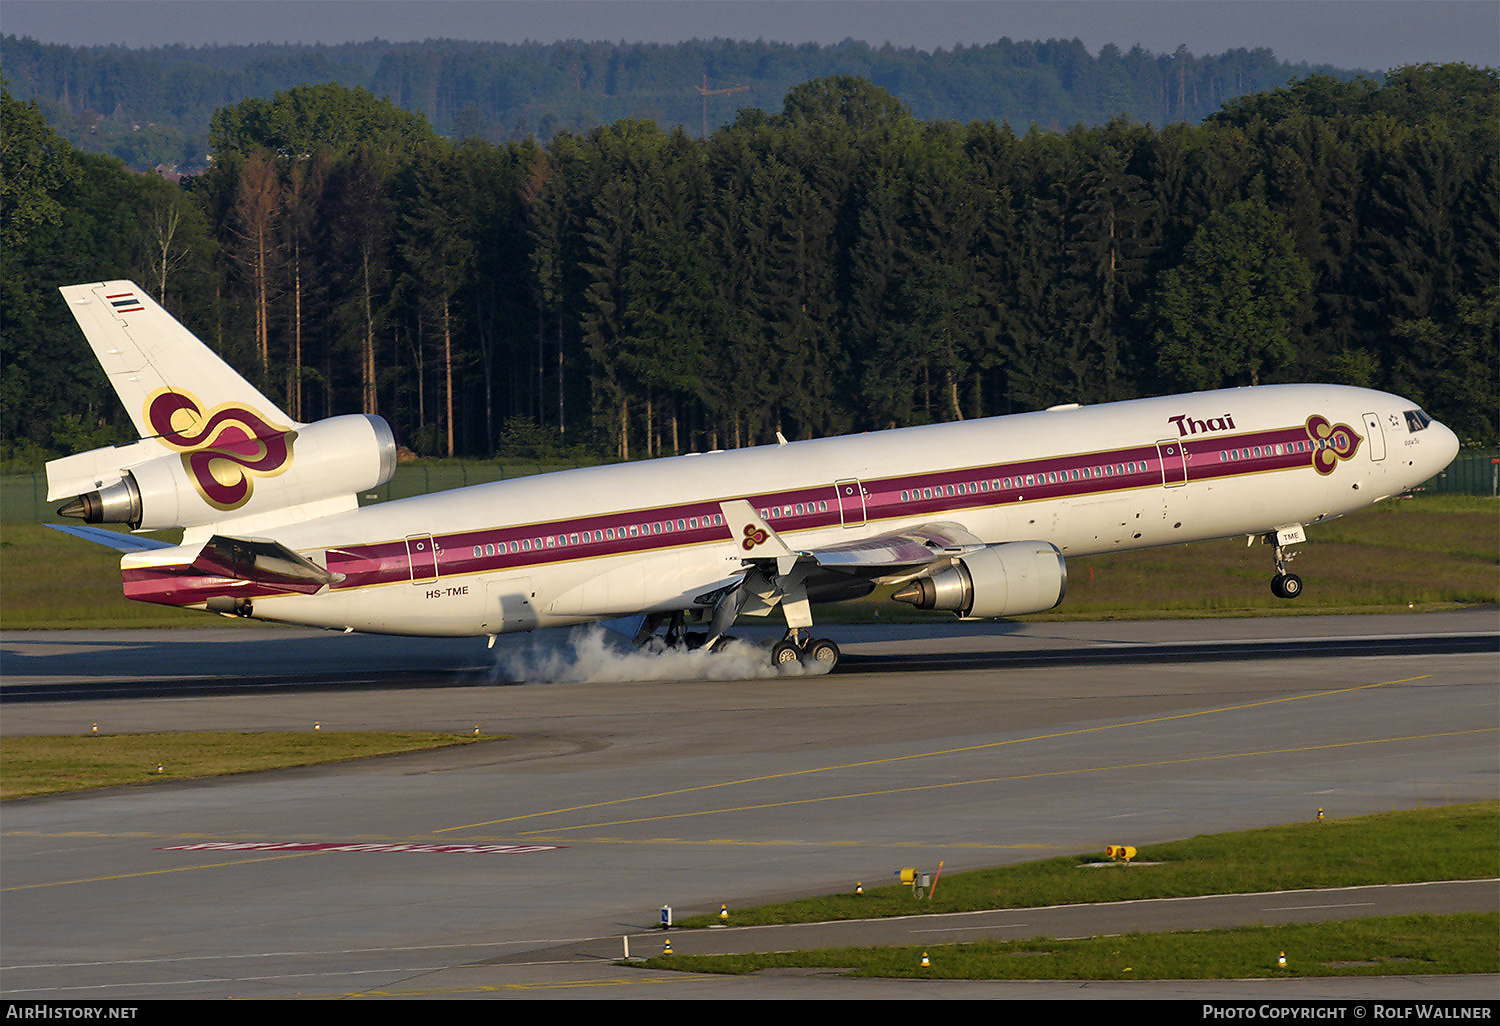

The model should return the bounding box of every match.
[121,424,1327,604]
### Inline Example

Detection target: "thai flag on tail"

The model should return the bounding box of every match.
[106,291,144,313]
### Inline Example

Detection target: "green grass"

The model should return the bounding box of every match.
[0,730,493,799]
[0,524,207,628]
[1045,494,1498,618]
[3,495,1495,629]
[677,803,1499,927]
[646,914,1499,979]
[655,804,1500,980]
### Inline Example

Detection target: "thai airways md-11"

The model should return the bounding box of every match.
[46,281,1460,671]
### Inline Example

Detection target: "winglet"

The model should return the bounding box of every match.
[719,499,799,575]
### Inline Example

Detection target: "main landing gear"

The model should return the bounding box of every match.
[634,611,713,652]
[771,629,841,672]
[634,613,840,672]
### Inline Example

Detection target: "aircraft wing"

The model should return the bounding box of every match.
[708,501,987,639]
[720,500,983,582]
[802,522,986,578]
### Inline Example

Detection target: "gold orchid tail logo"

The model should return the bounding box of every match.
[1304,414,1362,475]
[741,524,769,551]
[146,389,296,510]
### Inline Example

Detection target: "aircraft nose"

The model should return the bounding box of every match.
[1429,419,1461,478]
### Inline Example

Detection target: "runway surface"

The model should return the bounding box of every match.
[1,609,1496,999]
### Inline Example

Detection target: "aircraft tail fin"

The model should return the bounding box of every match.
[58,281,292,439]
[47,281,395,536]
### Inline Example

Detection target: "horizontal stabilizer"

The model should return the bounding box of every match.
[46,522,174,553]
[190,535,343,594]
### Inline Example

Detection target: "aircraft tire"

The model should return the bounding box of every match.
[803,638,840,671]
[771,640,803,668]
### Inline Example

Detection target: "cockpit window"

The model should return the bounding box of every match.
[1404,409,1432,432]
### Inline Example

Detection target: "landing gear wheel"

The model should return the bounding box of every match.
[771,640,803,668]
[1271,573,1303,599]
[802,638,840,671]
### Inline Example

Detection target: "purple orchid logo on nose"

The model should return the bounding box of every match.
[1304,415,1362,475]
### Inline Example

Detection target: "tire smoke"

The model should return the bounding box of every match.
[491,624,829,683]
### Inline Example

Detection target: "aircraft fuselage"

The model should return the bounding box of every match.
[117,383,1458,637]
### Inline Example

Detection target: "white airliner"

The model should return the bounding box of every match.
[47,281,1460,671]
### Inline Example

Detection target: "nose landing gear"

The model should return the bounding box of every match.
[1265,526,1305,600]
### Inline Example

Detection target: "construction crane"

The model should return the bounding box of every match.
[695,74,750,138]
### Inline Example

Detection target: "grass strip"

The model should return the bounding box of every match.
[647,913,1499,979]
[0,731,492,799]
[678,803,1499,927]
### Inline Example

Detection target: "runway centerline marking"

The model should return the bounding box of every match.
[438,674,1435,834]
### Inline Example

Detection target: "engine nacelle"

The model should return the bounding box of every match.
[55,414,396,531]
[893,541,1067,619]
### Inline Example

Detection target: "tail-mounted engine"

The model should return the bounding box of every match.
[51,413,396,532]
[893,541,1067,619]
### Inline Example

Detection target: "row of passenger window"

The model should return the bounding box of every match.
[468,434,1354,563]
[897,461,1149,503]
[1219,439,1324,462]
[760,500,830,520]
[472,512,727,560]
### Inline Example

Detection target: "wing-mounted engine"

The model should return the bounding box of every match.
[49,412,396,532]
[892,541,1067,619]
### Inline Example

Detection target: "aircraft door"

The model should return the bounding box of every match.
[1361,412,1387,461]
[1154,440,1187,487]
[834,479,866,528]
[406,534,438,583]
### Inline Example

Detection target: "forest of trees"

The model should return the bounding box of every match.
[1,64,1495,472]
[0,34,1353,171]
